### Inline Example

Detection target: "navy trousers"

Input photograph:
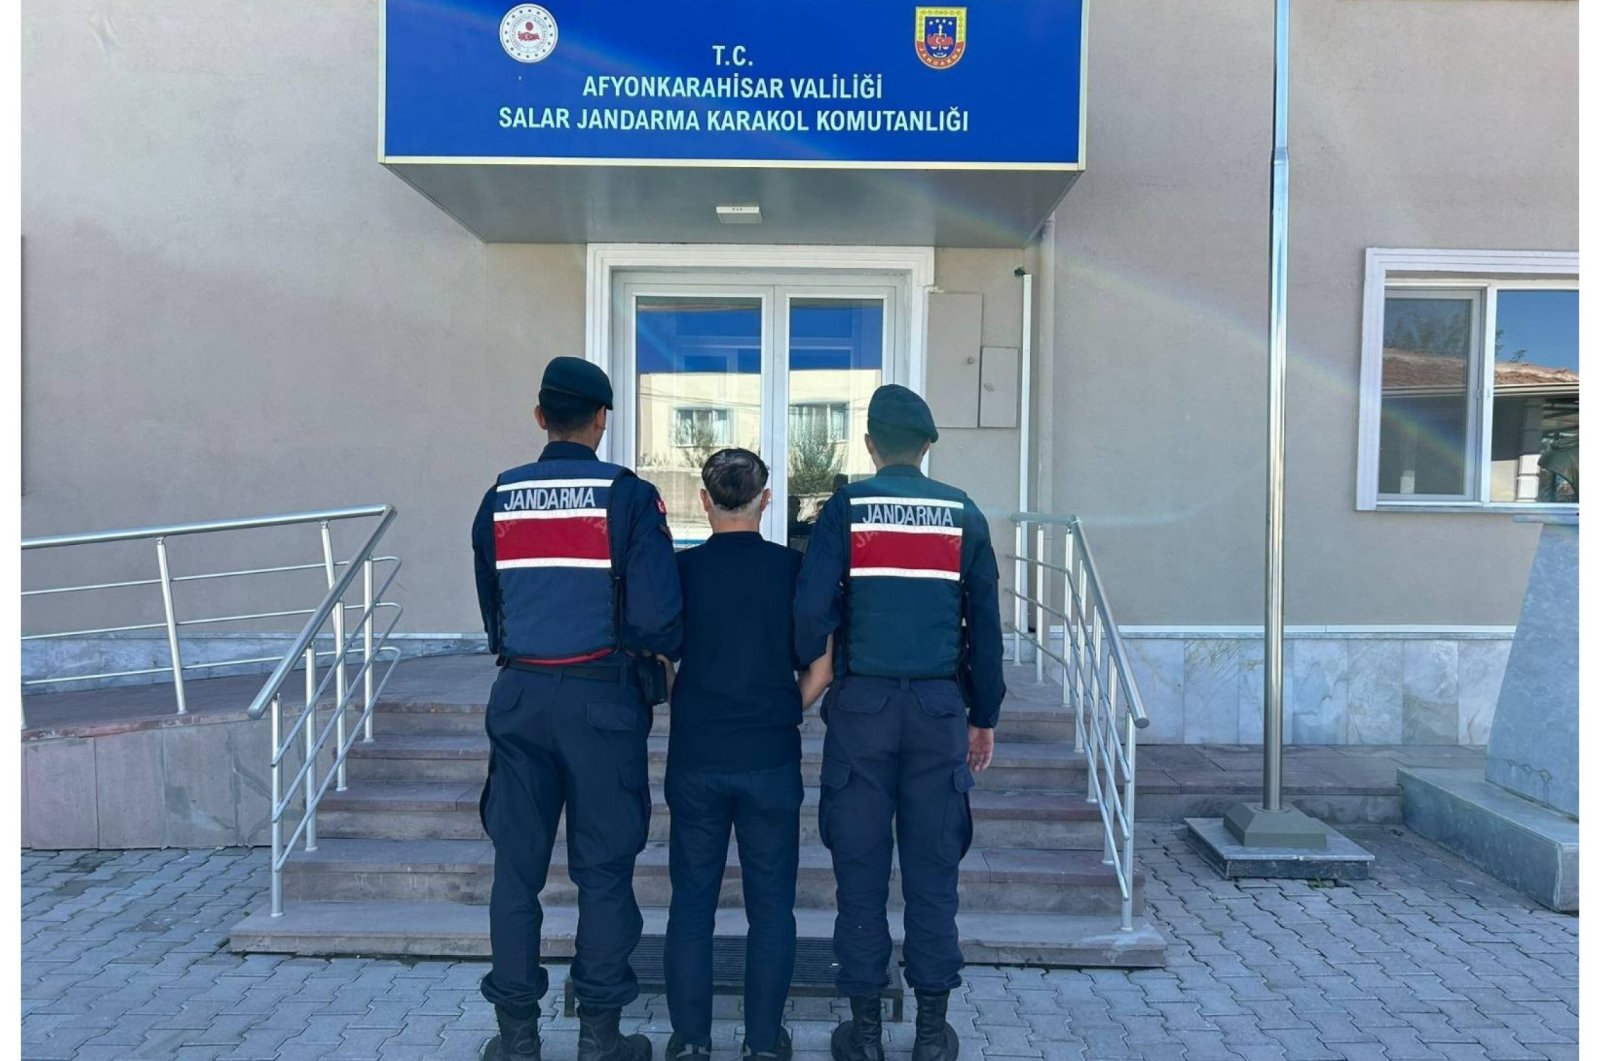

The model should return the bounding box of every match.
[664,763,803,1052]
[819,677,974,996]
[478,666,653,1017]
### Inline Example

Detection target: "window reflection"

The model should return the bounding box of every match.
[1489,290,1578,503]
[1375,286,1578,505]
[635,297,762,545]
[787,299,884,550]
[1377,294,1476,498]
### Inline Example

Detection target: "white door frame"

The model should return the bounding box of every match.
[612,275,903,542]
[585,242,936,464]
[586,243,935,542]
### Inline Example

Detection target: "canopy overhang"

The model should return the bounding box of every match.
[381,1,1085,247]
[383,162,1079,246]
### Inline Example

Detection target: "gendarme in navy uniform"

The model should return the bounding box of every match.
[471,357,682,1061]
[793,384,1005,1061]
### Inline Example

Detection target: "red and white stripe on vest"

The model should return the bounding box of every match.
[841,479,968,678]
[492,459,626,664]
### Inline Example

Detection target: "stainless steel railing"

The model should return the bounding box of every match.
[1005,512,1150,933]
[21,506,401,721]
[22,505,406,918]
[234,509,407,918]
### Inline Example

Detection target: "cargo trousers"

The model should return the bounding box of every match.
[817,676,975,997]
[477,665,653,1017]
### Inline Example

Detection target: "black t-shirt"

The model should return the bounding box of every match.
[670,532,803,773]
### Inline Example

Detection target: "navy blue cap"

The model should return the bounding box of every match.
[539,356,613,410]
[867,384,939,444]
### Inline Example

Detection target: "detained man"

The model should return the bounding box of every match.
[663,449,833,1061]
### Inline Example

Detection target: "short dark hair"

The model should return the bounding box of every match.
[538,391,604,435]
[867,423,930,465]
[701,448,769,511]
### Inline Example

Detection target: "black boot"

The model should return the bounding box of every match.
[665,1034,711,1061]
[482,1005,543,1061]
[743,1026,793,1061]
[829,996,884,1061]
[911,990,959,1061]
[577,1005,652,1061]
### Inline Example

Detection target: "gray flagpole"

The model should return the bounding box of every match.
[1262,0,1289,813]
[1193,0,1372,872]
[1214,0,1328,850]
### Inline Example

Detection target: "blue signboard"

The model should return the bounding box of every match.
[382,1,1083,167]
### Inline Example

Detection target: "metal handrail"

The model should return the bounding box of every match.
[21,504,409,923]
[1008,513,1149,933]
[1011,515,1152,729]
[20,506,394,721]
[21,505,391,549]
[245,509,395,719]
[1071,528,1151,727]
[248,509,406,918]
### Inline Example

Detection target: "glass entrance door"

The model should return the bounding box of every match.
[783,296,885,549]
[613,273,906,548]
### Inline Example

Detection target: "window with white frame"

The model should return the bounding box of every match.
[672,406,732,448]
[1358,250,1578,510]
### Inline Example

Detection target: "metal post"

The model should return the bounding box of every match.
[269,694,283,917]
[1060,529,1072,720]
[1262,0,1291,813]
[303,646,318,852]
[154,537,188,714]
[1085,611,1103,805]
[320,524,347,791]
[1067,531,1084,754]
[1012,522,1026,663]
[1013,267,1034,665]
[1017,272,1030,665]
[1122,710,1138,932]
[1205,0,1331,856]
[1034,524,1047,685]
[1103,674,1118,867]
[362,558,375,743]
[1018,269,1034,518]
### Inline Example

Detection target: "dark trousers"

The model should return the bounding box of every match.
[818,677,974,997]
[664,763,803,1051]
[478,666,653,1017]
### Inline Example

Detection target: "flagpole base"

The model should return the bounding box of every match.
[1186,812,1373,880]
[1223,802,1327,848]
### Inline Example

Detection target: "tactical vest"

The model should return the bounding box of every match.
[839,473,968,678]
[492,458,628,664]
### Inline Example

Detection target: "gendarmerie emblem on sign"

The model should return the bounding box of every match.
[500,4,559,64]
[914,7,966,70]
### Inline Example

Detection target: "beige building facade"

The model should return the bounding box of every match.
[21,0,1578,745]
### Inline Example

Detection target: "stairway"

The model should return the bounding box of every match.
[229,661,1166,967]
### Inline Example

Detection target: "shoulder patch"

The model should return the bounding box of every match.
[656,497,668,516]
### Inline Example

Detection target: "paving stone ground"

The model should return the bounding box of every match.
[22,825,1577,1061]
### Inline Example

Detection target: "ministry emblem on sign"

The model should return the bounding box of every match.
[914,7,966,70]
[500,4,558,64]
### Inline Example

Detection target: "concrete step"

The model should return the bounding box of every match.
[228,900,1165,968]
[281,838,1142,917]
[318,780,1109,849]
[374,699,1077,744]
[345,735,1088,792]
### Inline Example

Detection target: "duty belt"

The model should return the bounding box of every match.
[503,657,626,683]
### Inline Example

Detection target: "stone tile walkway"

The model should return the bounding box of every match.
[22,825,1576,1061]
